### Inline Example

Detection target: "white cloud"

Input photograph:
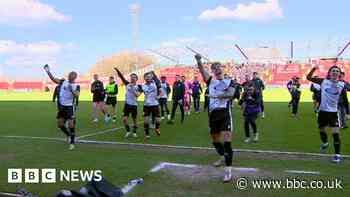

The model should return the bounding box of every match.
[0,0,71,25]
[0,40,66,55]
[0,40,75,67]
[199,0,283,22]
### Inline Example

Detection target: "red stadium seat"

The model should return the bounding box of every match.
[12,81,44,90]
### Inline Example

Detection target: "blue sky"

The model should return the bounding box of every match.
[0,0,349,79]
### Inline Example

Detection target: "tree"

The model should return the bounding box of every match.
[89,50,156,77]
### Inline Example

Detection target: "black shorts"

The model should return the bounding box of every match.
[159,98,168,105]
[93,94,105,102]
[209,108,232,134]
[123,104,137,119]
[318,111,340,128]
[143,105,160,117]
[57,106,75,120]
[312,94,321,103]
[106,97,117,107]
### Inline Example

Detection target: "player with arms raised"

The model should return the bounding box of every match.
[139,71,162,139]
[115,68,142,138]
[44,64,80,150]
[307,64,350,163]
[195,54,235,183]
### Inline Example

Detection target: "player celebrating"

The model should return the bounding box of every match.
[139,71,162,138]
[290,77,301,117]
[251,72,265,118]
[159,76,171,120]
[182,76,192,115]
[195,54,235,183]
[239,85,261,143]
[44,64,80,150]
[105,76,118,122]
[115,68,141,138]
[91,74,110,123]
[191,76,203,113]
[307,65,350,163]
[168,75,185,124]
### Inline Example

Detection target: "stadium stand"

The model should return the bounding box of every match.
[12,81,44,90]
[1,60,350,91]
[0,82,10,90]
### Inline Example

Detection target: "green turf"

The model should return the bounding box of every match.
[0,139,349,196]
[1,88,344,102]
[0,89,350,196]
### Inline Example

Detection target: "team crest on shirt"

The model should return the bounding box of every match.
[213,81,230,91]
[325,84,341,96]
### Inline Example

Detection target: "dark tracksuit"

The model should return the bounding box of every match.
[160,82,171,117]
[191,81,202,112]
[340,80,350,115]
[287,80,293,106]
[241,80,252,91]
[203,88,209,112]
[339,89,348,128]
[239,92,261,138]
[251,78,265,113]
[91,80,105,102]
[233,81,242,101]
[290,82,301,115]
[170,80,185,123]
[310,83,321,113]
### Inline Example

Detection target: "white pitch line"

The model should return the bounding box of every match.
[3,135,63,141]
[233,167,259,172]
[121,182,139,194]
[78,139,350,159]
[150,162,260,173]
[2,135,350,159]
[150,162,198,172]
[150,162,166,172]
[76,127,121,139]
[285,170,320,175]
[0,192,21,197]
[77,121,144,140]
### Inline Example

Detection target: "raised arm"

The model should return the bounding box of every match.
[306,66,323,84]
[114,68,129,85]
[195,54,210,83]
[150,71,161,89]
[43,64,61,84]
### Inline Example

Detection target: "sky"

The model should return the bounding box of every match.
[0,0,349,79]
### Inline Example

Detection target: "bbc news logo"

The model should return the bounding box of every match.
[8,169,102,184]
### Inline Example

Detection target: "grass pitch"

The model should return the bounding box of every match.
[0,88,349,196]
